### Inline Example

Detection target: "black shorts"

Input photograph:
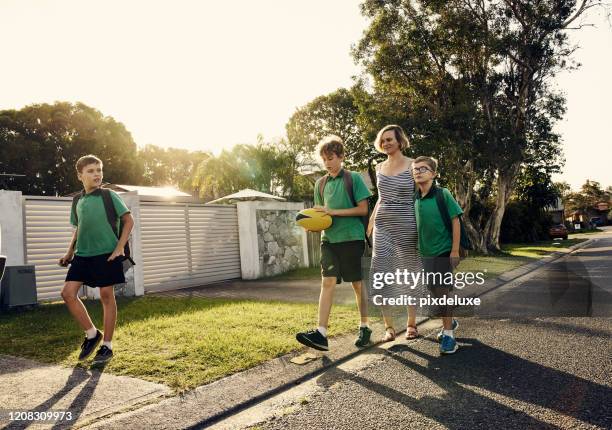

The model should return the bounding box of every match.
[423,251,453,317]
[65,253,125,288]
[320,240,365,284]
[422,251,454,291]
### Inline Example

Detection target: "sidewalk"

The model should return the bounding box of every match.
[1,235,600,429]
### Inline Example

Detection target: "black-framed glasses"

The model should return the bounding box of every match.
[412,166,432,174]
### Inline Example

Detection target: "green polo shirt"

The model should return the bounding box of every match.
[415,186,463,257]
[70,189,130,257]
[314,170,372,243]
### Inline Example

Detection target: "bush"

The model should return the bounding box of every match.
[500,201,553,243]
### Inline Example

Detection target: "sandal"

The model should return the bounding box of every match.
[382,326,396,342]
[405,325,419,339]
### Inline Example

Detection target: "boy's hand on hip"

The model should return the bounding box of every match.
[59,253,73,267]
[107,247,125,262]
[450,250,460,269]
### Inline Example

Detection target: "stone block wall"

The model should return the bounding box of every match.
[256,209,305,277]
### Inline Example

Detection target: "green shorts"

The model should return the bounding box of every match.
[320,240,365,284]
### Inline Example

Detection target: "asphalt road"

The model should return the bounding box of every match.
[252,234,612,430]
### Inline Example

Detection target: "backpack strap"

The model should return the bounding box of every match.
[101,188,135,263]
[434,186,453,237]
[342,170,357,207]
[318,174,330,205]
[100,188,119,238]
[71,191,84,225]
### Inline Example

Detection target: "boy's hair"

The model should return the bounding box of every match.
[414,156,438,172]
[375,124,410,152]
[76,155,103,173]
[317,135,344,158]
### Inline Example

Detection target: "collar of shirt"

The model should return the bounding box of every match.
[415,183,438,200]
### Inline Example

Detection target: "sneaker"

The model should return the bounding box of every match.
[439,334,459,355]
[296,329,329,351]
[78,330,102,360]
[436,319,459,342]
[92,345,114,365]
[354,326,372,347]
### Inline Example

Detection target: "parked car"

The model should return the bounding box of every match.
[589,217,605,227]
[549,224,568,240]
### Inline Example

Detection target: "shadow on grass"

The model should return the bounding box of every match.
[0,296,282,365]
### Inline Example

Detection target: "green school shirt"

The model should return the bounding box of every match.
[70,189,130,257]
[415,186,463,257]
[314,170,372,244]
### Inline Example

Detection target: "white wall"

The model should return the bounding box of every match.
[0,190,25,266]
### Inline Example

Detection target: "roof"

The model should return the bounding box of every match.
[109,184,192,198]
[206,188,286,204]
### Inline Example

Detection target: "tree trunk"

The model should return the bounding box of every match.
[484,162,521,251]
[452,158,486,253]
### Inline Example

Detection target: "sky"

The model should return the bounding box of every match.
[1,1,610,191]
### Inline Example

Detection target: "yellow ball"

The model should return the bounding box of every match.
[296,208,332,232]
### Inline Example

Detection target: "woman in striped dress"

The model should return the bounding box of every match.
[368,125,424,341]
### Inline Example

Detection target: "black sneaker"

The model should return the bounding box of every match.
[78,330,102,360]
[92,345,113,365]
[354,326,372,347]
[296,329,329,351]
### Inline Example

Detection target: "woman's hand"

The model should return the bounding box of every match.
[367,220,374,237]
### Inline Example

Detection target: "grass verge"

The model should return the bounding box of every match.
[0,297,359,391]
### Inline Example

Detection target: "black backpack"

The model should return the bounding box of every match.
[317,170,372,248]
[71,188,135,269]
[433,186,472,258]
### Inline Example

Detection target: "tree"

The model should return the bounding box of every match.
[354,0,604,252]
[0,102,142,195]
[286,87,382,185]
[139,144,210,192]
[191,140,296,201]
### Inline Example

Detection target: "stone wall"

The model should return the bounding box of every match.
[256,209,305,277]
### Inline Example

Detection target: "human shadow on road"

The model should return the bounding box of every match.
[315,338,610,429]
[3,365,103,430]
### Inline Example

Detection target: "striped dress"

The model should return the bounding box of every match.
[370,169,425,299]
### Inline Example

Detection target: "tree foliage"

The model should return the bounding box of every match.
[352,0,601,252]
[0,102,142,195]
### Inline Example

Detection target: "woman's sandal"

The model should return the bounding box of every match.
[383,326,396,342]
[405,325,419,339]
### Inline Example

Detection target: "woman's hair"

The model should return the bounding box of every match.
[374,125,410,153]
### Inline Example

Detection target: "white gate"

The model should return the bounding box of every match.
[22,197,242,300]
[140,202,241,292]
[23,197,73,301]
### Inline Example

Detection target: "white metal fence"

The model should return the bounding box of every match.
[21,197,241,301]
[23,197,73,301]
[140,202,240,292]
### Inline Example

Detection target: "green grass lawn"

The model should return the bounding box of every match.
[0,238,586,392]
[0,297,359,392]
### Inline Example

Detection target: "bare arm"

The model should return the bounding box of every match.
[316,199,368,217]
[59,228,77,266]
[451,217,460,253]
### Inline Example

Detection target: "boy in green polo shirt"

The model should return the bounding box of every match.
[413,156,462,354]
[296,136,372,351]
[59,155,134,365]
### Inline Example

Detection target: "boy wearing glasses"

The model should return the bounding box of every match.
[413,156,463,354]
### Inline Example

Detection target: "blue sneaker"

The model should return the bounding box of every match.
[436,319,459,342]
[440,334,458,354]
